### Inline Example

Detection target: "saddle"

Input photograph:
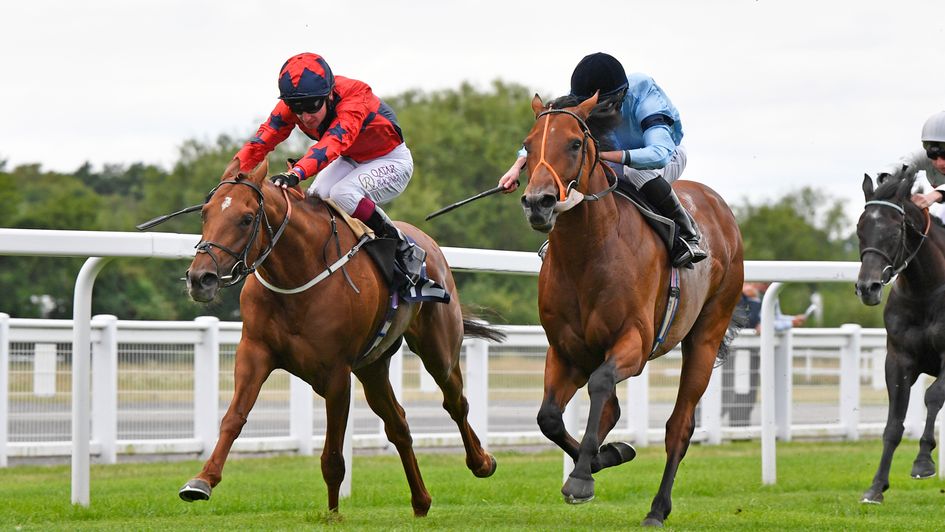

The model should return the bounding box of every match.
[613,179,698,254]
[320,199,450,368]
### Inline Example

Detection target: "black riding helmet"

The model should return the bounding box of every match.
[570,52,629,100]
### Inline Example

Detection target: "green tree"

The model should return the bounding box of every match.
[734,188,881,328]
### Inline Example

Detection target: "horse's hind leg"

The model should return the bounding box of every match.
[644,316,729,526]
[355,358,432,516]
[407,318,495,478]
[911,370,945,479]
[180,341,273,502]
[861,356,916,503]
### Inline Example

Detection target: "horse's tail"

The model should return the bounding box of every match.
[461,306,507,343]
[715,304,747,367]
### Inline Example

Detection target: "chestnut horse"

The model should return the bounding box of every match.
[520,94,744,526]
[178,160,501,516]
[856,173,945,503]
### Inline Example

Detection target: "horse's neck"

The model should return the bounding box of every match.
[257,197,332,282]
[899,224,945,294]
[549,177,632,271]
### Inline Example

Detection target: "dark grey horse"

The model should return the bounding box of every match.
[855,173,945,503]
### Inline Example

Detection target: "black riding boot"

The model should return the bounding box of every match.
[640,178,708,268]
[365,206,426,283]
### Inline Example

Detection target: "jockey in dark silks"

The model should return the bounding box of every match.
[233,52,424,281]
[500,52,707,267]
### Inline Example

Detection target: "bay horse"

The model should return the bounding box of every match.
[178,160,502,516]
[520,93,744,527]
[855,173,945,503]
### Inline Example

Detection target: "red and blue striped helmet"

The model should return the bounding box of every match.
[278,53,334,100]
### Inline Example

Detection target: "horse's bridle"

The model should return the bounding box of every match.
[533,108,617,203]
[194,179,291,287]
[859,199,931,285]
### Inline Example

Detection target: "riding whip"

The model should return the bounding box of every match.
[424,182,516,221]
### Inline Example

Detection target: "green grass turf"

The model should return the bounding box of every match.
[1,440,943,530]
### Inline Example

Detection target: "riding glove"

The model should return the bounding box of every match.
[270,170,300,188]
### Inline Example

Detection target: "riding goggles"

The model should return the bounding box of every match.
[286,97,326,115]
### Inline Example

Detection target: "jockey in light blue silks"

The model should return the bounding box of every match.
[500,52,707,267]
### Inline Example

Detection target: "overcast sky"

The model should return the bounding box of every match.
[3,0,943,222]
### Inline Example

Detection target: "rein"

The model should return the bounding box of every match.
[534,109,617,204]
[859,200,931,285]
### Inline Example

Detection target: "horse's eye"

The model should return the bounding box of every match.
[570,140,582,151]
[240,214,253,227]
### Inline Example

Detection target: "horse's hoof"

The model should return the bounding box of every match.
[911,459,936,479]
[596,442,636,470]
[561,475,594,504]
[641,516,664,527]
[179,478,212,502]
[473,454,497,478]
[859,489,883,504]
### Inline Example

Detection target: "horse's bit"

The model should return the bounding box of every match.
[859,199,931,285]
[533,108,617,204]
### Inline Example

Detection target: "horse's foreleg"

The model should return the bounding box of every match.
[321,369,352,513]
[911,370,945,480]
[861,358,916,504]
[561,333,642,504]
[537,347,582,460]
[180,344,273,502]
[355,360,432,517]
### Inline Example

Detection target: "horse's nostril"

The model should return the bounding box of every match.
[199,272,219,290]
[539,194,557,210]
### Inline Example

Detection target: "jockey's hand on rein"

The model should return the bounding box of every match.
[270,170,300,188]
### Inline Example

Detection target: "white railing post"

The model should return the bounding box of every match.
[840,324,861,440]
[341,373,355,499]
[774,330,793,441]
[72,256,112,506]
[33,343,57,397]
[466,338,490,449]
[760,282,782,485]
[290,375,313,456]
[905,375,928,439]
[700,363,722,444]
[939,407,944,480]
[0,313,9,468]
[380,345,405,450]
[871,349,885,390]
[626,365,650,447]
[193,316,220,459]
[91,315,118,464]
[562,395,579,483]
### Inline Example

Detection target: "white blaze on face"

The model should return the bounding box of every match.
[222,197,232,211]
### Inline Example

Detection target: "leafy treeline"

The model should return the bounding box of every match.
[0,81,881,327]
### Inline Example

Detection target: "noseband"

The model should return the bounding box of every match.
[533,109,617,203]
[195,180,291,287]
[859,200,931,285]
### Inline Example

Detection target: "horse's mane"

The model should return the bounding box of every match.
[548,94,623,151]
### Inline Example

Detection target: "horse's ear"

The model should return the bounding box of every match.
[862,174,874,201]
[531,94,545,117]
[249,158,269,183]
[575,91,600,119]
[221,158,240,180]
[895,172,914,199]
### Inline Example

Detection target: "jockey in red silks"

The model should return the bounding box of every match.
[233,52,425,281]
